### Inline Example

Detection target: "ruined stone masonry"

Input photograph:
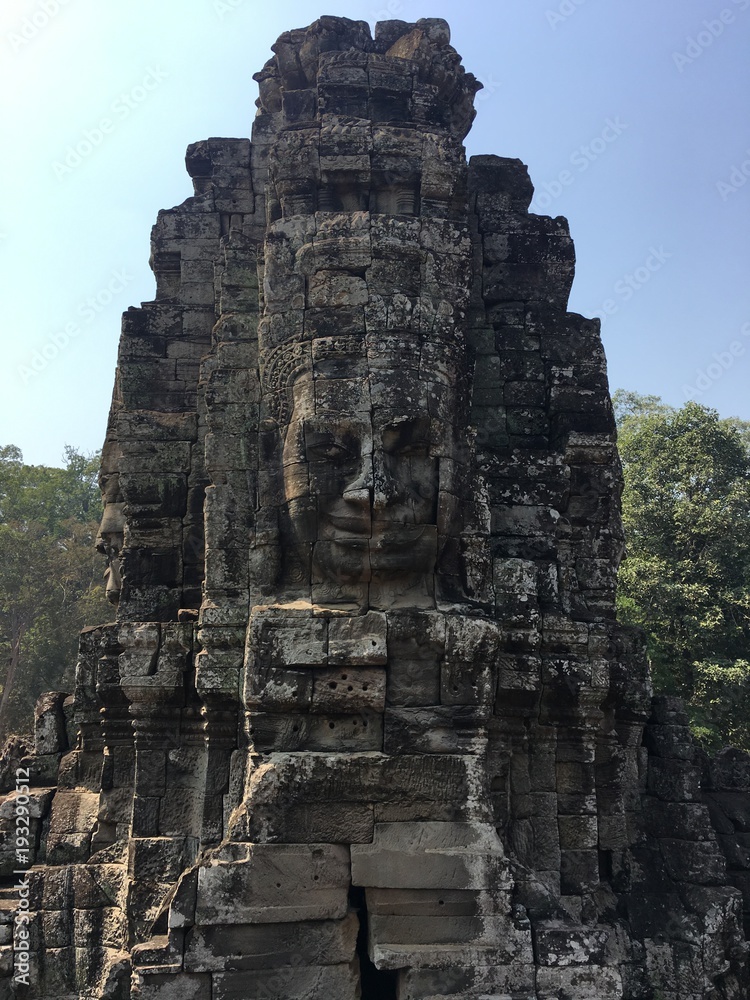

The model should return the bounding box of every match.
[1,16,749,1000]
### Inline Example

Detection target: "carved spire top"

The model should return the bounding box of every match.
[253,17,483,139]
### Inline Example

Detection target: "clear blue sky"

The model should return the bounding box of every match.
[1,0,748,467]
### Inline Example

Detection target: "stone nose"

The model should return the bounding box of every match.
[372,451,406,511]
[342,454,373,506]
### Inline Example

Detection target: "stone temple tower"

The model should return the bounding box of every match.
[1,16,749,1000]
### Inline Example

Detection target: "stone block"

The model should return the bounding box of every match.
[707,791,750,832]
[34,692,68,756]
[560,850,600,895]
[709,747,750,791]
[0,787,54,822]
[396,961,536,996]
[130,838,187,885]
[239,753,477,812]
[251,613,327,668]
[195,844,350,924]
[384,706,491,754]
[249,711,383,752]
[557,815,598,851]
[647,759,703,803]
[365,888,490,918]
[535,966,623,999]
[370,913,510,947]
[132,972,211,999]
[661,839,728,885]
[246,667,314,711]
[386,656,441,706]
[351,822,511,891]
[185,913,359,972]
[42,909,70,949]
[311,667,386,712]
[440,622,496,706]
[643,800,714,842]
[532,923,609,966]
[327,611,388,664]
[213,962,360,1000]
[248,802,375,845]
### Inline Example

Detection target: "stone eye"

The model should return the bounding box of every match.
[393,442,429,458]
[307,440,355,463]
[383,437,429,458]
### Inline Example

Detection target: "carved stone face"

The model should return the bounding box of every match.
[280,368,448,609]
[96,502,125,605]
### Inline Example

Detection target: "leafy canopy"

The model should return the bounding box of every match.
[0,446,111,738]
[614,392,750,751]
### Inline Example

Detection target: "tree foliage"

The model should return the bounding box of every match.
[614,392,750,751]
[0,447,112,739]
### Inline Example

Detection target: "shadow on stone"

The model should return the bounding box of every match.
[350,886,399,1000]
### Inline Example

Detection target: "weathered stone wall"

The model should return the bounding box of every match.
[0,16,748,1000]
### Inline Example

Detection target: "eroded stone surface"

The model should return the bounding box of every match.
[1,15,748,1000]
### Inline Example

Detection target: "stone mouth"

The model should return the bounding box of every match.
[325,514,371,534]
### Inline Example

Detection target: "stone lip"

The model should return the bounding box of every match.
[253,16,482,138]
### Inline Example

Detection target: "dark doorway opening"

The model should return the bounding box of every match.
[349,886,399,1000]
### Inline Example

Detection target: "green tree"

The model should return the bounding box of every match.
[0,447,111,739]
[614,392,750,751]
